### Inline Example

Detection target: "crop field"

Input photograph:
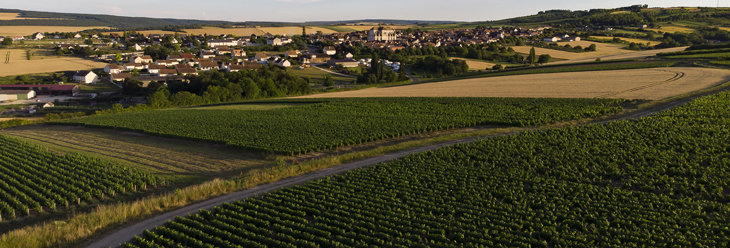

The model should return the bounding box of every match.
[287,68,356,84]
[451,58,496,71]
[123,91,730,248]
[183,28,264,36]
[0,49,106,77]
[55,98,623,155]
[0,26,107,36]
[0,134,159,222]
[295,67,730,100]
[646,25,696,33]
[588,36,656,44]
[330,25,413,31]
[2,125,272,176]
[257,27,337,36]
[663,52,730,59]
[511,41,633,60]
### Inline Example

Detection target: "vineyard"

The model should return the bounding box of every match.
[123,91,730,247]
[56,98,624,155]
[0,135,161,221]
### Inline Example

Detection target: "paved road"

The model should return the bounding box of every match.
[85,83,725,248]
[406,67,420,83]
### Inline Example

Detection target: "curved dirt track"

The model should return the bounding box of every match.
[85,80,730,248]
[293,67,730,100]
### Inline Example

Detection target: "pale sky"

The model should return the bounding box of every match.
[3,1,725,23]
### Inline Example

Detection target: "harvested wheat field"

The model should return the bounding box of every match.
[589,36,656,45]
[184,28,264,36]
[0,49,106,76]
[336,25,413,31]
[550,46,687,65]
[452,58,495,71]
[0,26,107,36]
[257,27,336,36]
[511,41,634,60]
[294,68,730,100]
[0,13,22,20]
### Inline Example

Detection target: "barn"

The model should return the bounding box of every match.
[0,85,80,96]
[0,90,36,101]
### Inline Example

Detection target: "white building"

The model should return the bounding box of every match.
[104,64,124,74]
[73,71,97,84]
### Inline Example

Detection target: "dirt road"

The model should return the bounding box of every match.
[84,81,730,248]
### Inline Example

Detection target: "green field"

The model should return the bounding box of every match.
[124,91,730,248]
[664,52,730,59]
[0,135,159,222]
[55,98,623,155]
[185,103,305,111]
[287,68,356,85]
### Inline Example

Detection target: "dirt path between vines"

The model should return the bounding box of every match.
[83,81,730,248]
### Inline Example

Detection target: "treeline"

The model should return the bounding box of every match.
[141,66,311,108]
[412,55,469,77]
[532,41,597,53]
[0,8,227,28]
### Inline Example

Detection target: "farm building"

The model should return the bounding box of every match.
[0,90,36,100]
[0,85,79,95]
[43,102,55,108]
[73,71,98,84]
[111,73,132,82]
[328,59,359,68]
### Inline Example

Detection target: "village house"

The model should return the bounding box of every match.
[73,33,82,39]
[155,60,179,66]
[104,64,124,74]
[72,71,98,84]
[299,53,331,64]
[344,52,354,59]
[199,51,216,59]
[129,55,153,64]
[157,69,178,77]
[328,59,359,68]
[124,63,145,71]
[33,33,44,40]
[176,67,198,76]
[111,73,132,82]
[216,47,231,55]
[323,46,337,55]
[166,55,184,62]
[198,61,219,71]
[147,65,167,75]
[272,58,291,67]
[285,50,300,58]
[207,39,238,47]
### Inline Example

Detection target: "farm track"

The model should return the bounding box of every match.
[2,127,260,174]
[83,82,730,248]
[593,70,686,98]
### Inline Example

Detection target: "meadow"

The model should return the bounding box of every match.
[124,90,730,248]
[55,98,624,155]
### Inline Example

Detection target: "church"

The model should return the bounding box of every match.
[367,26,397,42]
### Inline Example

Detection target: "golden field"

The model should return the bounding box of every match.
[452,58,496,71]
[184,28,263,36]
[646,25,695,33]
[589,36,656,44]
[294,68,730,101]
[257,27,336,36]
[0,49,107,77]
[511,41,634,60]
[333,25,412,31]
[0,26,107,36]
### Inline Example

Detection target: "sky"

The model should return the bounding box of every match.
[3,0,726,23]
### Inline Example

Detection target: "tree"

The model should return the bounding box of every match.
[1,38,11,46]
[586,44,597,51]
[114,53,122,62]
[122,79,143,95]
[492,64,503,70]
[323,75,334,87]
[84,39,93,45]
[537,54,552,64]
[147,87,172,108]
[527,47,537,65]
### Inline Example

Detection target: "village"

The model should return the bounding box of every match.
[0,25,555,103]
